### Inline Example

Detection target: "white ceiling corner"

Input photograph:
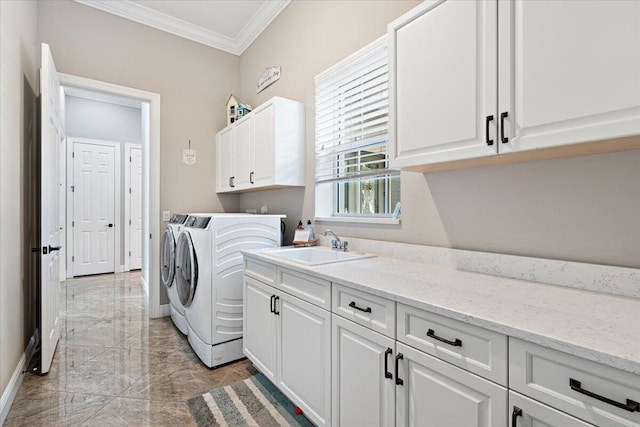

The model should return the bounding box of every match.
[74,0,291,56]
[235,0,291,55]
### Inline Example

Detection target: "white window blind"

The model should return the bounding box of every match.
[315,37,398,184]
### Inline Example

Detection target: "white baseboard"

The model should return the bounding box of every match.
[0,353,26,425]
[160,303,171,317]
[115,264,125,273]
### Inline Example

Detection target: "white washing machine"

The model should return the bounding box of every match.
[175,213,284,368]
[160,213,189,334]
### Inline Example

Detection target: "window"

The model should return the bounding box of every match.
[315,36,400,221]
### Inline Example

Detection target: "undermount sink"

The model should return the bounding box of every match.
[262,246,375,266]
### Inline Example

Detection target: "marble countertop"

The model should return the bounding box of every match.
[243,248,640,376]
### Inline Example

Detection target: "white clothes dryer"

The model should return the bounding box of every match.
[175,213,284,368]
[160,213,189,334]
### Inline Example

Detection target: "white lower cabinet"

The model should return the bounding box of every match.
[395,342,507,427]
[243,273,330,427]
[277,292,331,427]
[510,391,594,427]
[243,276,277,382]
[332,315,395,427]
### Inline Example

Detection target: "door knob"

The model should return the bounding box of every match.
[105,223,114,228]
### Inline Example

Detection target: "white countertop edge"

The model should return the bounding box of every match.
[242,250,640,376]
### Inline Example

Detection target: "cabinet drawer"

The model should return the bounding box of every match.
[510,338,640,427]
[510,391,594,427]
[397,303,508,385]
[244,256,276,286]
[277,267,331,310]
[332,284,395,338]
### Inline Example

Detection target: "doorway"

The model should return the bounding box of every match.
[58,72,163,318]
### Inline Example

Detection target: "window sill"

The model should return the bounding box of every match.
[314,216,401,226]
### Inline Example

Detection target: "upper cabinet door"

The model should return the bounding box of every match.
[389,0,498,169]
[253,102,276,187]
[499,0,640,153]
[234,115,254,189]
[216,126,235,192]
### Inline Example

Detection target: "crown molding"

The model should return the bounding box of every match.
[75,0,290,56]
[235,0,291,55]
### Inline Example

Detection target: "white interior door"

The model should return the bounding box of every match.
[40,43,62,374]
[129,146,142,270]
[73,141,116,276]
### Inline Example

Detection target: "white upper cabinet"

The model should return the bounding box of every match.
[215,96,304,193]
[216,125,235,192]
[389,0,640,171]
[389,0,498,168]
[234,114,254,188]
[499,0,640,153]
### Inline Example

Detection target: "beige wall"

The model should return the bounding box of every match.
[38,0,242,304]
[238,0,640,268]
[0,0,39,405]
[238,0,421,244]
[39,0,241,218]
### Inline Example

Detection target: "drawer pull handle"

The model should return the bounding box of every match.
[270,295,275,314]
[570,378,640,412]
[512,406,522,427]
[427,329,462,347]
[500,111,509,143]
[273,296,280,316]
[384,348,393,379]
[485,115,494,146]
[395,353,404,386]
[349,301,372,313]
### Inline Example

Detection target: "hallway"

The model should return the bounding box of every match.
[4,272,253,426]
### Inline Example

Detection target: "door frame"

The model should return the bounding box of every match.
[59,72,163,318]
[124,142,142,271]
[66,137,122,277]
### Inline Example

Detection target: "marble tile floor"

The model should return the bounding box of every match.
[4,272,254,426]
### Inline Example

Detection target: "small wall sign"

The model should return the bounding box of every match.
[183,149,196,165]
[183,139,196,165]
[256,66,281,94]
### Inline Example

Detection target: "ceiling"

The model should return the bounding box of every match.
[75,0,291,55]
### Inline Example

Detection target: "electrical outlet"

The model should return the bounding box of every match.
[162,211,171,221]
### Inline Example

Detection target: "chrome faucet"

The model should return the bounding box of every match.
[324,229,348,251]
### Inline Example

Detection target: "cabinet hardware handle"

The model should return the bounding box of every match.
[384,348,393,379]
[250,171,255,184]
[349,301,372,313]
[570,378,640,412]
[512,406,522,427]
[395,353,404,386]
[273,296,280,315]
[427,329,462,347]
[485,115,494,146]
[230,176,235,188]
[270,295,275,314]
[500,111,509,143]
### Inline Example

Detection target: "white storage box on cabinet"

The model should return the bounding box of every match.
[243,263,331,427]
[397,303,508,385]
[215,96,304,193]
[395,342,507,427]
[388,0,640,171]
[510,391,595,427]
[509,338,640,427]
